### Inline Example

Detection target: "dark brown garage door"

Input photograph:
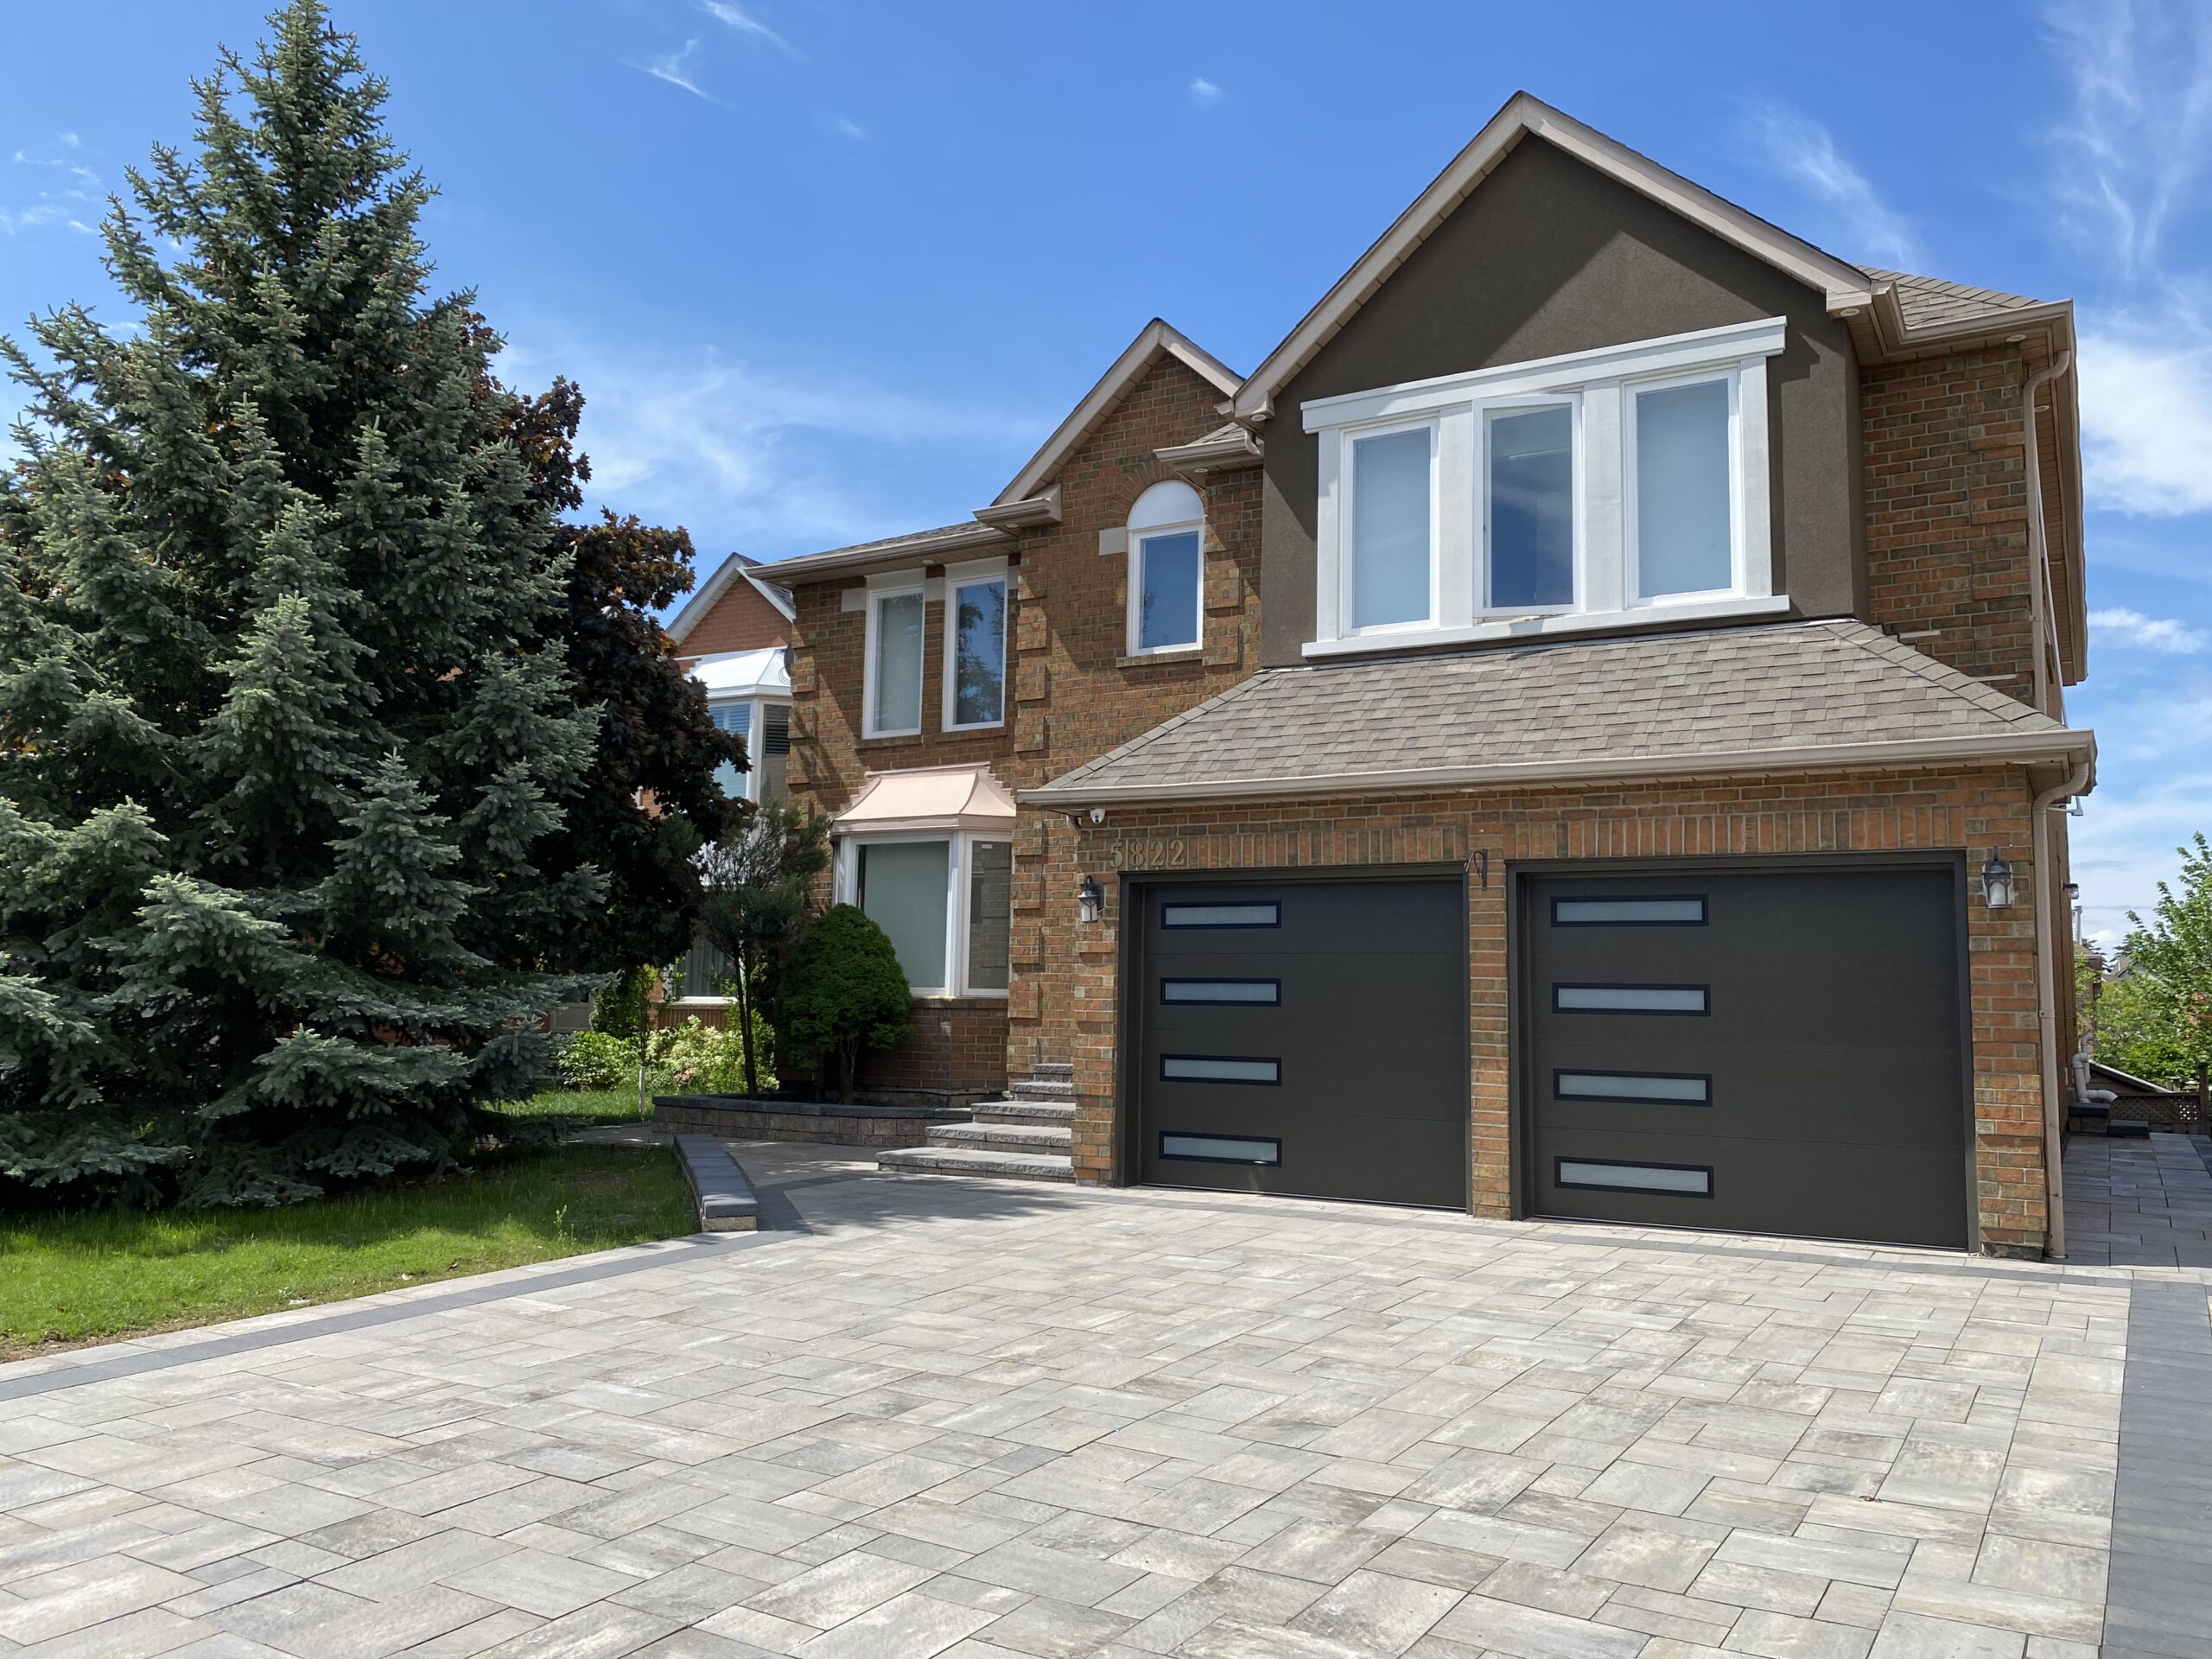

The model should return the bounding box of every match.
[1524,865,1970,1248]
[1133,878,1465,1208]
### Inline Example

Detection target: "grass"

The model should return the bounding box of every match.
[0,1140,694,1361]
[489,1084,656,1133]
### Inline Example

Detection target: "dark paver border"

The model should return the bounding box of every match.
[675,1134,759,1231]
[2107,1278,2212,1657]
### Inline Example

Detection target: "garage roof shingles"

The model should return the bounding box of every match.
[1026,620,2083,804]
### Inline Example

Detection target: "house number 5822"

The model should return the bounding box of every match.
[1103,838,1186,870]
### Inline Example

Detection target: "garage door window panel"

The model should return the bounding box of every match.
[1160,1055,1281,1085]
[1161,901,1281,930]
[1553,983,1710,1014]
[1551,895,1707,926]
[1554,1070,1711,1105]
[1161,978,1281,1006]
[1160,1134,1281,1166]
[1557,1158,1713,1197]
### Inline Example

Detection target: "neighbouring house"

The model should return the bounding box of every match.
[722,93,2093,1256]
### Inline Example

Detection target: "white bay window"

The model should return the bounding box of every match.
[830,764,1017,999]
[1306,317,1784,656]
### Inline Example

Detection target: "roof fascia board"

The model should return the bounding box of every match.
[972,484,1062,529]
[744,571,796,621]
[1234,92,1876,422]
[992,320,1243,506]
[1022,727,2095,807]
[752,524,1011,586]
[666,554,747,645]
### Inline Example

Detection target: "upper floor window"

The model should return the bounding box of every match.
[944,559,1007,730]
[1304,317,1786,658]
[864,576,925,738]
[1125,480,1205,655]
[707,696,791,802]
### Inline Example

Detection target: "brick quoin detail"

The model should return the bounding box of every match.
[787,351,1261,1092]
[1049,766,2052,1256]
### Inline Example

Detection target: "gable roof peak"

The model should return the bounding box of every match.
[992,317,1243,506]
[1233,91,1883,422]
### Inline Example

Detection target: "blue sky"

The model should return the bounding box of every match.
[4,1,2209,942]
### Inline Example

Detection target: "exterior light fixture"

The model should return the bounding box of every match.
[1077,874,1103,925]
[1980,849,2016,911]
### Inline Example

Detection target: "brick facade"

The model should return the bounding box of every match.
[1043,766,2053,1254]
[1863,345,2037,696]
[787,350,1263,1088]
[676,568,791,659]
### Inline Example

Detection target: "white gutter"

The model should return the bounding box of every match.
[2033,752,2091,1261]
[2021,351,2073,720]
[1022,728,2094,809]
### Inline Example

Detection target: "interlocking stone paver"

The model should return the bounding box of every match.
[0,1140,2189,1659]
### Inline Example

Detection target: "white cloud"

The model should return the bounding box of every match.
[1744,105,1920,268]
[3,132,99,235]
[1189,77,1223,106]
[2089,607,2210,653]
[2077,318,2212,512]
[640,39,709,99]
[698,1,797,57]
[829,115,868,141]
[500,334,1047,560]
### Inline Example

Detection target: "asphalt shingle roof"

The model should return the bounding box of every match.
[1027,620,2082,804]
[1863,268,2050,331]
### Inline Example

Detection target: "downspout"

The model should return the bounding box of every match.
[2020,348,2077,1260]
[2032,754,2088,1261]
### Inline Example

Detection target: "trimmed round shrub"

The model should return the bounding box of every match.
[556,1031,638,1090]
[773,906,912,1102]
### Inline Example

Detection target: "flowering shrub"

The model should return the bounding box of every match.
[647,1016,772,1095]
[555,1031,638,1090]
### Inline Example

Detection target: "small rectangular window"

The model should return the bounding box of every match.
[868,589,925,736]
[1551,896,1706,925]
[1557,1158,1712,1197]
[1554,1071,1711,1105]
[1135,530,1202,652]
[708,701,751,798]
[1160,1055,1280,1085]
[1554,983,1708,1015]
[858,840,949,991]
[1485,404,1574,609]
[1160,979,1281,1006]
[1635,378,1733,598]
[1160,1133,1281,1166]
[1350,425,1433,629]
[965,842,1012,993]
[1161,901,1280,930]
[949,575,1007,728]
[760,704,790,802]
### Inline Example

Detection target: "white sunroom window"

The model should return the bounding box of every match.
[1304,316,1783,656]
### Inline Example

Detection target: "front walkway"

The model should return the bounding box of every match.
[0,1142,2202,1658]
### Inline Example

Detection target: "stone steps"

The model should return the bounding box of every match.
[928,1122,1072,1154]
[877,1145,1075,1182]
[877,1066,1076,1184]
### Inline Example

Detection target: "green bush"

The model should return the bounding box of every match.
[591,966,658,1038]
[556,1031,639,1090]
[648,1015,773,1095]
[774,906,912,1103]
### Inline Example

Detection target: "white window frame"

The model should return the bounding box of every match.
[705,695,793,804]
[1127,521,1205,658]
[834,830,1012,1000]
[1478,393,1583,619]
[1621,368,1756,608]
[941,556,1009,731]
[1336,415,1443,639]
[1302,316,1785,658]
[861,569,927,740]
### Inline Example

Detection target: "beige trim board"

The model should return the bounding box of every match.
[1022,728,2097,809]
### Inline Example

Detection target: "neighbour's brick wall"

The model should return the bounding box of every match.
[785,350,1263,1085]
[1862,346,2038,698]
[677,569,791,658]
[1042,765,2053,1255]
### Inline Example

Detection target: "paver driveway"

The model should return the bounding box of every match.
[1,1140,2203,1659]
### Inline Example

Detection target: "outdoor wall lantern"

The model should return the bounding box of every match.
[1077,874,1103,925]
[1980,849,2016,911]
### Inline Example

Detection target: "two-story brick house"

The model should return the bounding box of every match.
[739,94,2093,1257]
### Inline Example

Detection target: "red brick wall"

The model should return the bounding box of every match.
[678,569,791,658]
[1042,765,2052,1255]
[1862,346,2037,698]
[856,996,1010,1096]
[785,350,1263,1085]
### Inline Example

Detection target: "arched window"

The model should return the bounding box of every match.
[1125,480,1205,656]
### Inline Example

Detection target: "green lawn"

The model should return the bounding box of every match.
[0,1138,692,1361]
[490,1084,656,1132]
